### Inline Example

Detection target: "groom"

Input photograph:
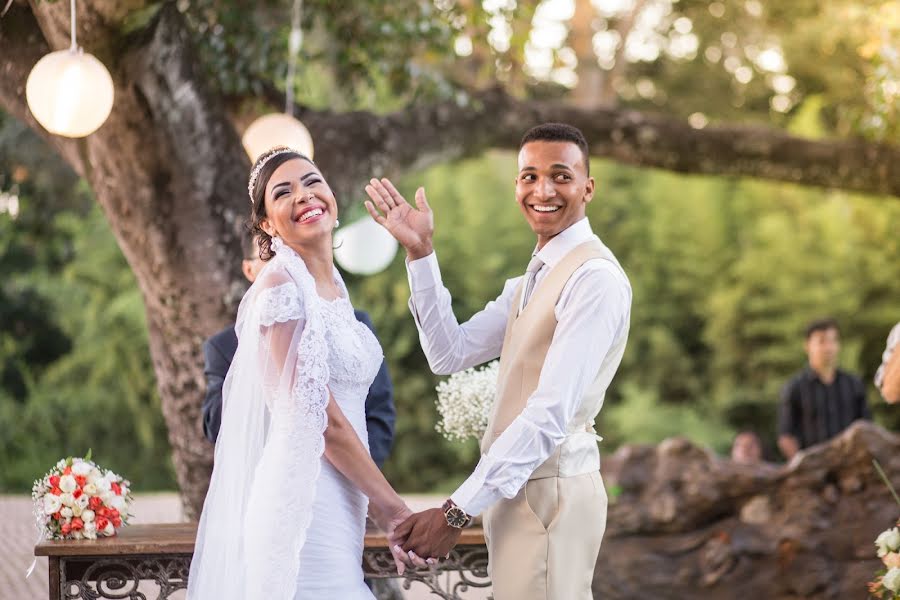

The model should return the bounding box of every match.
[365,123,632,599]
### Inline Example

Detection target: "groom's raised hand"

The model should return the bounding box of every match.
[364,178,434,261]
[393,508,462,560]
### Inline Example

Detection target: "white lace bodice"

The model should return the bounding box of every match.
[320,297,383,388]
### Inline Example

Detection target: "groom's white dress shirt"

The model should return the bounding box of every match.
[406,217,632,517]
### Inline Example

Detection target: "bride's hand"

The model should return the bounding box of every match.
[371,503,432,575]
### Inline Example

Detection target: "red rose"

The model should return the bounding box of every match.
[63,466,72,475]
[50,487,62,496]
[49,475,60,488]
[60,522,72,535]
[96,517,109,531]
[73,488,83,500]
[109,508,120,519]
[89,497,102,511]
[52,512,61,521]
[111,482,122,495]
[75,475,87,487]
[71,518,84,531]
[112,517,122,528]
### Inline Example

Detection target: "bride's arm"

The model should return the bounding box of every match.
[259,278,407,524]
[322,395,408,527]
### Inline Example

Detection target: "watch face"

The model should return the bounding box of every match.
[446,507,468,528]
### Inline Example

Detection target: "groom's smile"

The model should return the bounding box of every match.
[515,140,594,250]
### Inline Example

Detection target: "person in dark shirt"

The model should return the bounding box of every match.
[777,317,871,460]
[201,233,396,467]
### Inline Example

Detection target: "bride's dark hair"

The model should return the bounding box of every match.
[248,149,315,261]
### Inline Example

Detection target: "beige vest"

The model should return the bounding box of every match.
[480,239,620,479]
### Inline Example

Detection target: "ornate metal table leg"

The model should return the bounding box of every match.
[59,554,192,600]
[363,544,492,600]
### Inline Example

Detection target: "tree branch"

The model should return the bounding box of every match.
[302,88,899,200]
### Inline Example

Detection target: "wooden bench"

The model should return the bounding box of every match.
[34,522,490,599]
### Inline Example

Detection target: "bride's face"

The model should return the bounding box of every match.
[260,158,338,248]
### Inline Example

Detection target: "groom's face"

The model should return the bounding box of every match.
[515,141,594,247]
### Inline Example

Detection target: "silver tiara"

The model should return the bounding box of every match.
[247,146,304,204]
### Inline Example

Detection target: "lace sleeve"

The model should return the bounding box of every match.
[188,249,330,600]
[257,281,304,326]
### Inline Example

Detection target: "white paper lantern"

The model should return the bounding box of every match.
[242,113,314,161]
[334,218,399,275]
[26,49,114,138]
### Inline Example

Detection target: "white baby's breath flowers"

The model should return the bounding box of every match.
[435,360,499,443]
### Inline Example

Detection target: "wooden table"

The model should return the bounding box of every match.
[35,522,490,599]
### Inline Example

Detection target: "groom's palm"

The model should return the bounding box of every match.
[364,178,434,256]
[382,199,432,250]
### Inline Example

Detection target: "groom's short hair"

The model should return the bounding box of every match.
[520,123,590,175]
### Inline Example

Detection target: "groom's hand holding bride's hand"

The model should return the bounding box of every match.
[369,502,423,576]
[364,178,435,261]
[392,508,462,563]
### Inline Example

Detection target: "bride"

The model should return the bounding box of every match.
[187,147,412,599]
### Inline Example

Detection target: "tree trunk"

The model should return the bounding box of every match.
[3,1,900,518]
[6,2,250,517]
[595,422,898,598]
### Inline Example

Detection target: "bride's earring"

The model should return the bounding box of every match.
[334,219,340,229]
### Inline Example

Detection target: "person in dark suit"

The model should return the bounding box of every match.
[201,233,396,467]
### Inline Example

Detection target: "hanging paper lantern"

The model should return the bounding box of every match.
[26,49,114,138]
[242,113,314,161]
[334,218,399,276]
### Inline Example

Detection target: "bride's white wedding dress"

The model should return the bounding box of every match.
[187,238,382,600]
[294,292,382,599]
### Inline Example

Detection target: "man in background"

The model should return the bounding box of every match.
[201,232,396,468]
[777,318,871,460]
[730,431,763,464]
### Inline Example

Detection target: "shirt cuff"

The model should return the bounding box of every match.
[406,251,442,293]
[450,455,495,517]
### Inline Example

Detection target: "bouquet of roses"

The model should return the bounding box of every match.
[435,360,499,443]
[31,451,132,541]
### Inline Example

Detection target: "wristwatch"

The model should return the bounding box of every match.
[442,499,471,529]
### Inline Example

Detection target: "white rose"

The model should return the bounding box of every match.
[877,528,900,557]
[59,475,77,494]
[72,461,92,476]
[60,507,73,519]
[884,567,900,592]
[102,521,115,536]
[72,503,83,518]
[88,468,102,483]
[82,483,98,496]
[43,494,62,515]
[109,495,127,512]
[60,493,75,507]
[100,492,114,506]
[72,530,83,540]
[75,494,89,510]
[95,477,111,493]
[81,509,95,523]
[83,521,97,540]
